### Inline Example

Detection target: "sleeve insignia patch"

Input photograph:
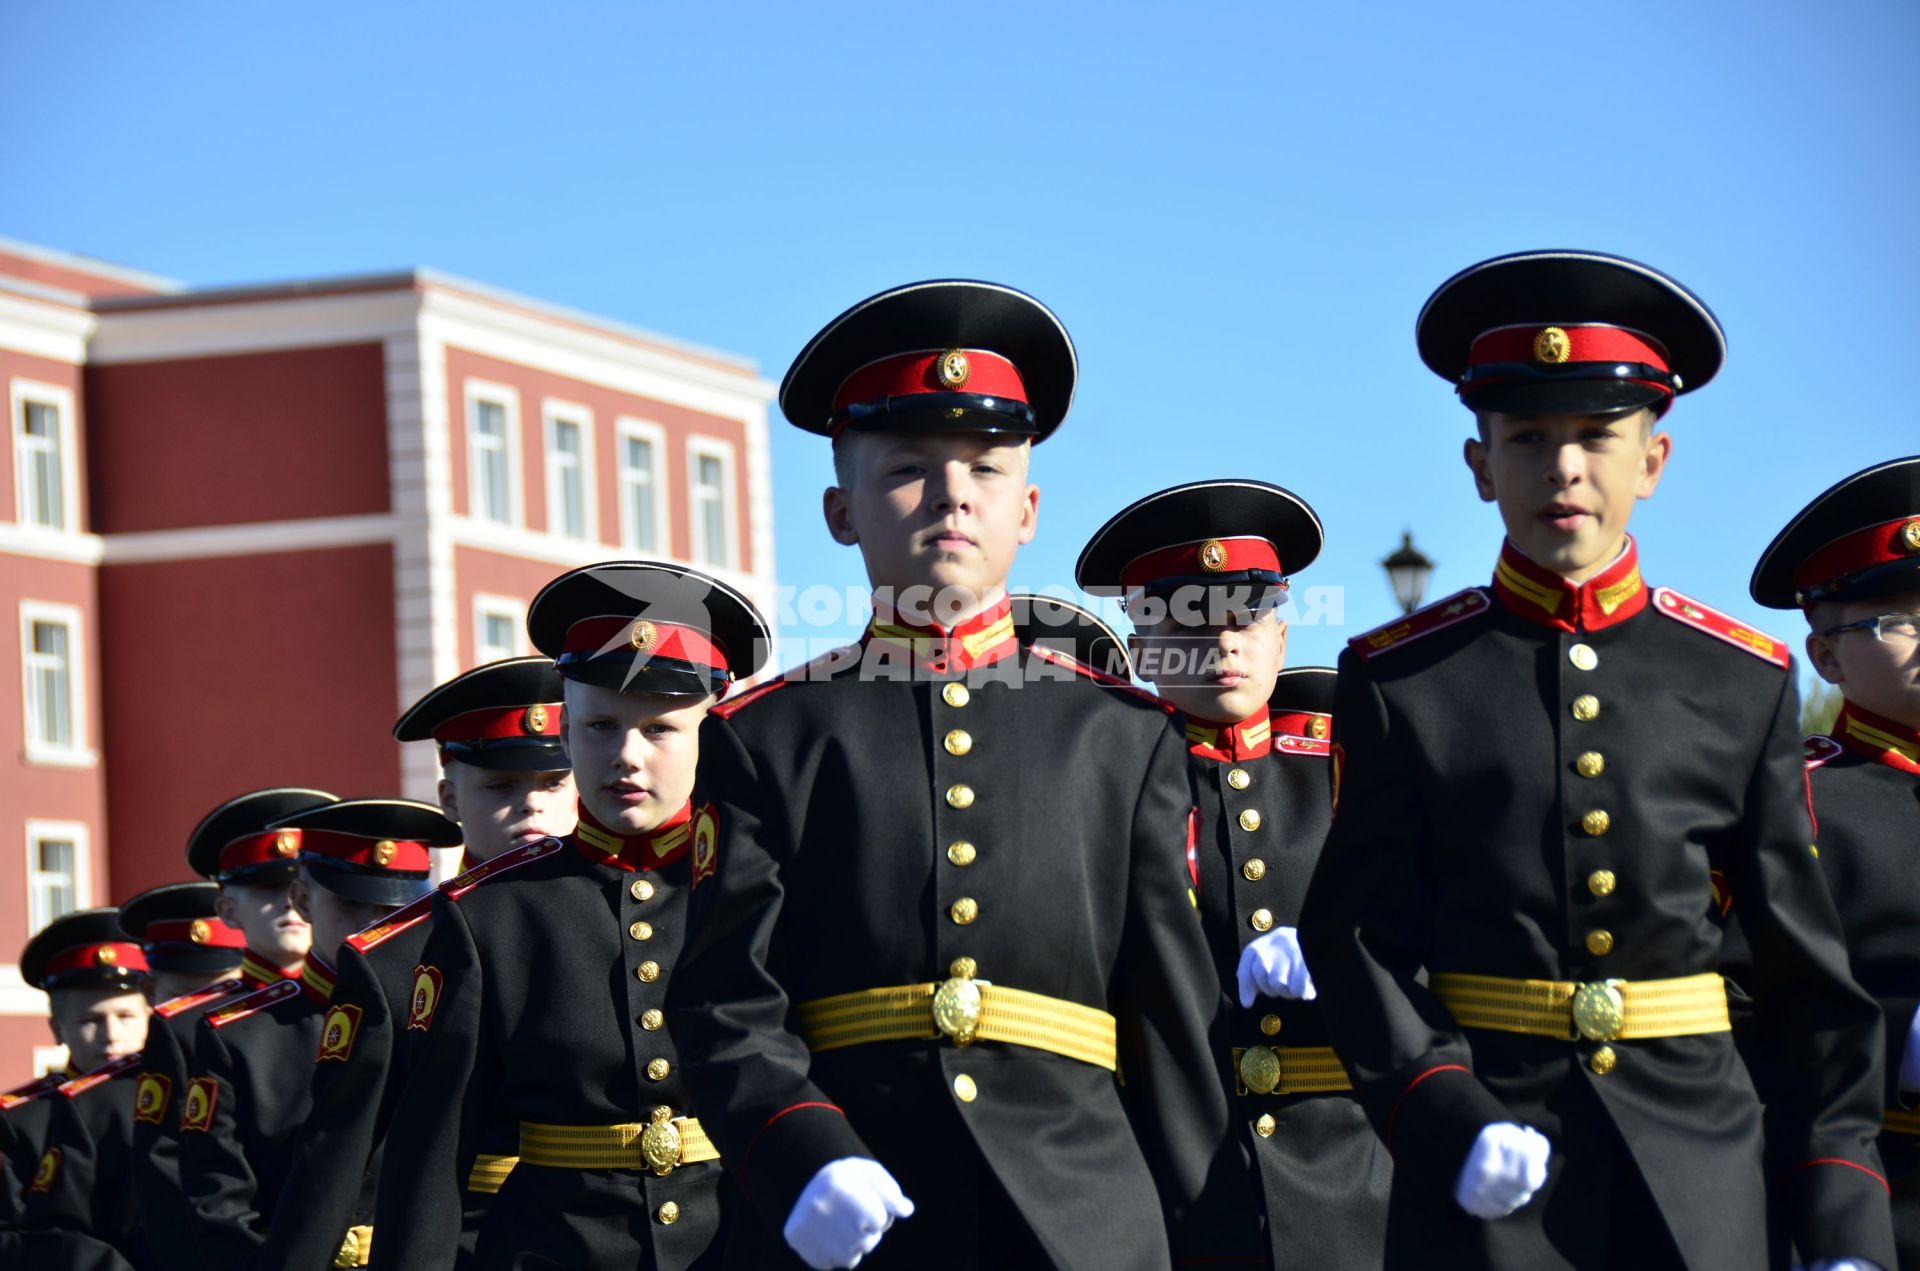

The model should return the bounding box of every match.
[28,1146,58,1193]
[180,1077,218,1133]
[316,1003,364,1063]
[407,965,445,1033]
[1708,868,1733,918]
[691,804,719,890]
[133,1072,172,1125]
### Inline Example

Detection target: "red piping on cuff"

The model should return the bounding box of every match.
[1385,1063,1470,1151]
[1784,1157,1890,1193]
[739,1100,845,1190]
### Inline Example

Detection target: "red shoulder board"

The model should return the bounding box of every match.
[345,890,438,954]
[1652,588,1790,669]
[439,834,567,901]
[713,651,852,719]
[1,1071,71,1111]
[1803,734,1845,770]
[59,1053,142,1098]
[1348,588,1492,660]
[155,979,245,1020]
[1030,644,1177,713]
[1275,733,1332,757]
[207,978,301,1029]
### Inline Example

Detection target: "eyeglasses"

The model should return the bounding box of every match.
[1821,613,1920,645]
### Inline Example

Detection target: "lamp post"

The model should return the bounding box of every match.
[1382,531,1435,616]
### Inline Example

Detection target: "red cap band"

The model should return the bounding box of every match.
[1120,537,1283,591]
[218,828,304,876]
[1794,517,1920,595]
[832,349,1028,418]
[431,702,563,744]
[1468,324,1671,374]
[562,617,728,672]
[47,942,149,978]
[1271,710,1332,742]
[298,830,433,874]
[143,919,247,950]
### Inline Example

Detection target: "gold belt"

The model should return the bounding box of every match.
[1884,1107,1920,1137]
[1231,1045,1352,1096]
[1431,971,1730,1042]
[333,1225,372,1268]
[796,977,1118,1071]
[466,1154,518,1194]
[518,1109,719,1176]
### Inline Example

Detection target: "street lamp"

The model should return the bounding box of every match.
[1382,531,1435,616]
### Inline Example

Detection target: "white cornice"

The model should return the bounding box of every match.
[87,290,422,364]
[0,289,96,364]
[0,524,104,565]
[98,514,399,564]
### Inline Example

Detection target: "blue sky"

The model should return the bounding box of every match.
[4,0,1913,680]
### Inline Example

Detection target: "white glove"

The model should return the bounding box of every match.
[1800,1260,1885,1271]
[1899,1009,1920,1093]
[1236,926,1317,1008]
[1453,1122,1550,1219]
[783,1157,915,1270]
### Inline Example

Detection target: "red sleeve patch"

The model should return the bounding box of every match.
[406,965,444,1032]
[691,803,719,890]
[316,1003,364,1063]
[28,1146,58,1193]
[180,1077,218,1133]
[133,1071,172,1124]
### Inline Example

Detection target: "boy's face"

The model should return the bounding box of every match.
[1807,590,1920,730]
[1465,409,1671,583]
[48,985,149,1072]
[438,763,577,862]
[214,876,311,965]
[1131,608,1288,724]
[823,432,1038,614]
[289,874,393,966]
[561,680,709,836]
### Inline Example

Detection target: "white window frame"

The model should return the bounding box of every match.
[463,379,524,528]
[23,818,92,936]
[19,600,92,766]
[473,593,529,664]
[541,398,597,542]
[614,416,671,555]
[11,380,80,535]
[686,435,740,571]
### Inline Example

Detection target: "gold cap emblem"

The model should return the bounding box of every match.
[1900,520,1920,554]
[1198,539,1228,573]
[189,919,211,945]
[1533,326,1572,364]
[1310,715,1330,740]
[373,840,398,867]
[523,703,550,734]
[629,620,658,652]
[275,830,299,857]
[95,945,118,966]
[936,349,971,389]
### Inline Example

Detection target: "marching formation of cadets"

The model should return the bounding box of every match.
[2,251,1919,1271]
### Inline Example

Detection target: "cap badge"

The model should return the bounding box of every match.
[374,840,398,867]
[189,919,211,945]
[1532,326,1572,364]
[1198,540,1228,573]
[1310,716,1330,740]
[936,349,971,390]
[95,946,118,966]
[275,831,299,858]
[629,620,658,652]
[1900,520,1920,554]
[523,704,550,734]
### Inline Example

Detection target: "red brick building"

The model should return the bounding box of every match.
[0,237,777,1078]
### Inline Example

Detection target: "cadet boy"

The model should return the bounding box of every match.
[370,562,768,1270]
[1753,456,1920,1266]
[1298,250,1894,1270]
[668,281,1249,1270]
[257,657,573,1271]
[180,799,455,1270]
[1079,478,1392,1268]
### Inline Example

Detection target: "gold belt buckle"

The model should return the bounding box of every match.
[1571,980,1626,1042]
[1238,1046,1282,1096]
[932,975,988,1046]
[640,1106,683,1176]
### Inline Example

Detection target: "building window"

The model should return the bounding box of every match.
[543,402,594,541]
[474,595,527,663]
[688,438,738,570]
[12,381,77,533]
[616,418,668,554]
[465,382,521,526]
[25,820,89,935]
[20,602,88,762]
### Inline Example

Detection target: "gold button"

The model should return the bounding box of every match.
[950,957,977,979]
[655,1201,680,1225]
[1254,1114,1276,1138]
[1571,694,1600,722]
[1581,810,1611,837]
[953,1073,977,1102]
[944,729,973,756]
[1589,1046,1617,1075]
[1587,870,1617,898]
[1238,809,1262,832]
[636,961,661,983]
[1242,859,1266,882]
[629,921,654,941]
[1227,767,1251,790]
[942,682,970,708]
[1260,1013,1283,1036]
[1586,929,1614,956]
[640,1009,664,1031]
[629,879,655,902]
[946,784,975,810]
[1250,908,1274,932]
[1575,751,1605,779]
[947,840,976,867]
[647,1058,670,1081]
[951,898,979,925]
[1569,643,1598,671]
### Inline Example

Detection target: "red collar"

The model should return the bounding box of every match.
[863,594,1019,673]
[238,950,303,989]
[1832,702,1920,775]
[297,956,336,1006]
[1490,538,1649,633]
[573,800,694,872]
[1185,707,1273,762]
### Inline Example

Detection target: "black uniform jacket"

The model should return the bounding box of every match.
[15,1054,152,1270]
[667,604,1251,1271]
[1806,703,1920,1267]
[1299,541,1894,1270]
[1,1070,70,1227]
[181,960,339,1270]
[370,820,725,1271]
[1186,705,1392,1269]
